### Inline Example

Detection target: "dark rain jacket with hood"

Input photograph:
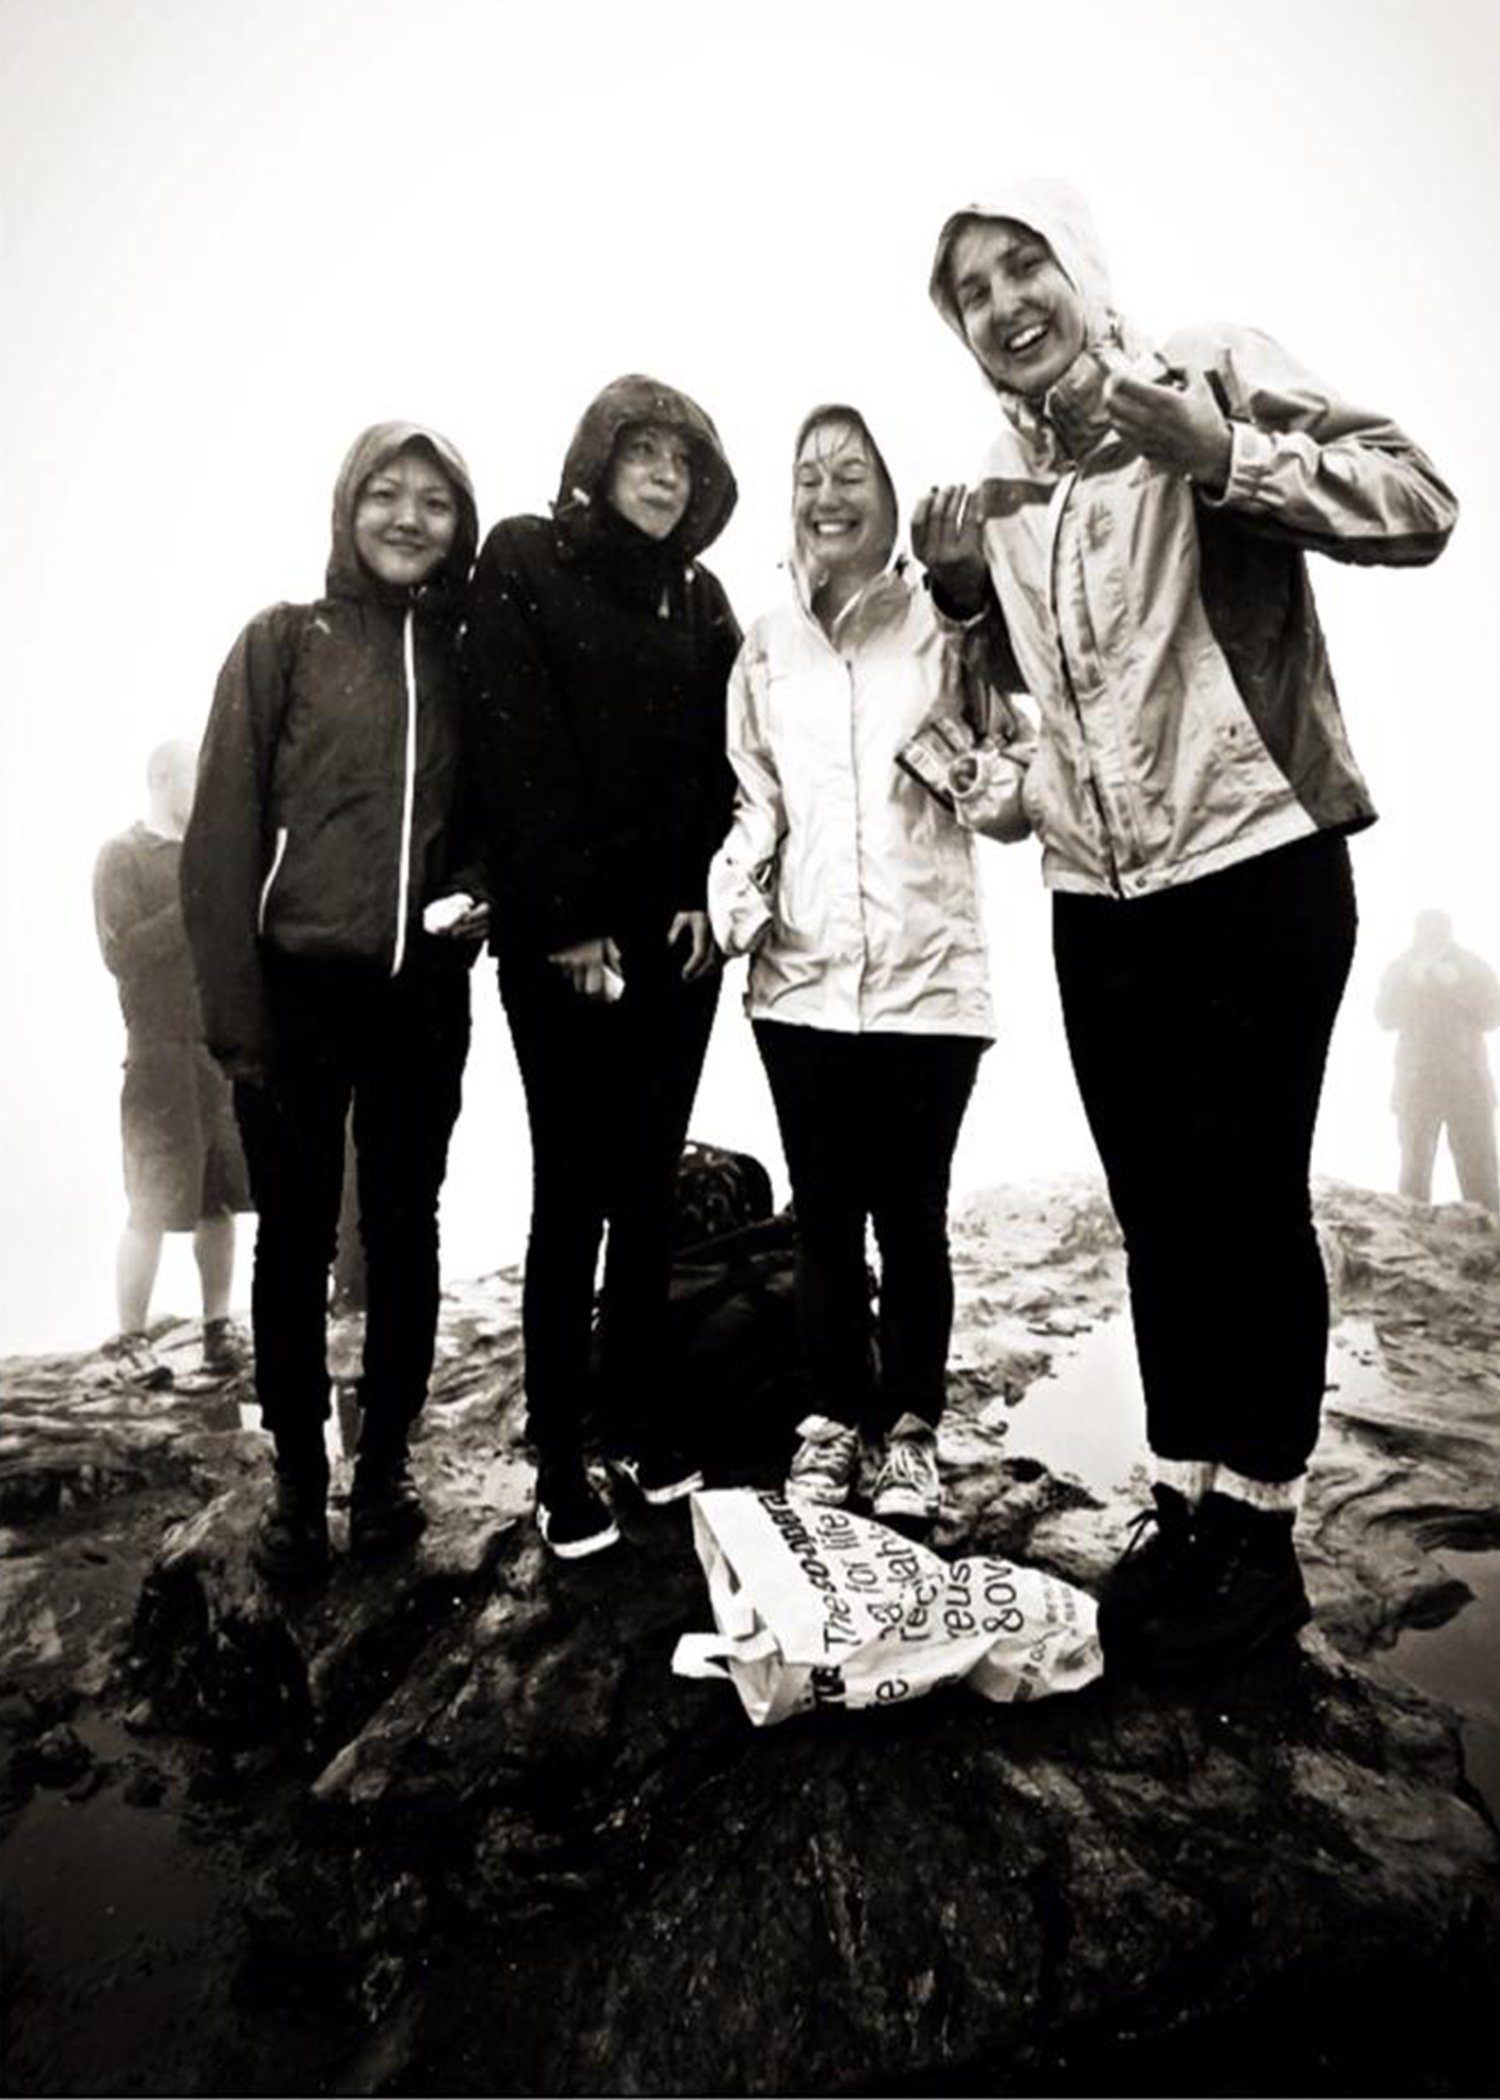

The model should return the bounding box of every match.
[928,178,1458,901]
[181,422,480,1073]
[465,375,741,958]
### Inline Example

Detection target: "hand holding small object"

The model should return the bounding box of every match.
[423,892,491,940]
[1102,367,1232,491]
[911,484,989,616]
[548,934,626,1002]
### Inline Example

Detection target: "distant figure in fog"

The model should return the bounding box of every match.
[92,739,251,1389]
[1376,910,1500,1212]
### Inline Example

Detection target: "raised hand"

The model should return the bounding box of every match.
[1102,368,1232,491]
[911,484,990,616]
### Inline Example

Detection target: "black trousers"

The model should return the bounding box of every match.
[234,946,471,1461]
[1397,1082,1500,1211]
[1052,832,1357,1485]
[753,1020,984,1433]
[500,930,719,1462]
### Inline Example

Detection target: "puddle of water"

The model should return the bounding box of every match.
[1000,1315,1500,1820]
[1391,1547,1500,1821]
[0,1776,243,2094]
[997,1313,1148,1499]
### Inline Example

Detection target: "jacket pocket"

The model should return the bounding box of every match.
[257,826,289,935]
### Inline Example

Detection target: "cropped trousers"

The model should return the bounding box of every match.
[1052,832,1357,1484]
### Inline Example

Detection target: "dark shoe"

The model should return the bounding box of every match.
[1133,1492,1310,1675]
[104,1331,175,1391]
[608,1441,705,1507]
[1096,1483,1199,1664]
[253,1469,330,1583]
[536,1459,620,1560]
[201,1318,244,1378]
[349,1457,428,1558]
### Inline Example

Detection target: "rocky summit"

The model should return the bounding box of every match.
[1,1177,1498,2096]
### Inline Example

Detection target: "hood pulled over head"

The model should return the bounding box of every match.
[792,403,899,541]
[327,421,479,603]
[555,374,737,561]
[790,402,900,594]
[928,176,1122,366]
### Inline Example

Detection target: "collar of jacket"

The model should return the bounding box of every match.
[788,553,913,645]
[998,327,1167,470]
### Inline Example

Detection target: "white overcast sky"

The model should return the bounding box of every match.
[3,0,1498,1350]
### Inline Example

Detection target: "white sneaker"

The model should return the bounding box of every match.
[786,1415,861,1506]
[872,1412,941,1522]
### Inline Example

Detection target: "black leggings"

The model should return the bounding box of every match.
[500,931,719,1461]
[235,946,471,1458]
[754,1021,984,1433]
[1053,833,1357,1484]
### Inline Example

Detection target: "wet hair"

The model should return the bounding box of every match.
[792,404,899,539]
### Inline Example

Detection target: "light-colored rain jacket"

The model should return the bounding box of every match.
[708,564,995,1037]
[928,178,1458,899]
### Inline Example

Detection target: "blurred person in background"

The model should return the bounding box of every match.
[1377,909,1500,1213]
[93,738,251,1389]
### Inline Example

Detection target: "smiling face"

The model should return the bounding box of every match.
[946,217,1088,399]
[792,418,896,594]
[352,444,460,589]
[604,422,693,541]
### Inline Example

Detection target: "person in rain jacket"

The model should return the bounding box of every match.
[182,422,486,1582]
[917,178,1457,1674]
[466,375,740,1560]
[710,404,1022,1528]
[1376,909,1500,1212]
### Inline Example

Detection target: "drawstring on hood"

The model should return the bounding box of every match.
[928,179,1160,465]
[326,420,479,616]
[553,374,738,568]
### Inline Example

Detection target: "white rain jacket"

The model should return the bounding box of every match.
[708,564,996,1037]
[928,178,1458,900]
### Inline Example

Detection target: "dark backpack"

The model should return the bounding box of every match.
[663,1143,807,1470]
[586,1142,807,1470]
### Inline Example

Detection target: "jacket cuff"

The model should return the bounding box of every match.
[1200,420,1277,510]
[927,576,994,631]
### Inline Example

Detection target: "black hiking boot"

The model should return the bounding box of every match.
[349,1455,428,1558]
[1133,1491,1310,1675]
[253,1465,330,1583]
[1096,1483,1198,1667]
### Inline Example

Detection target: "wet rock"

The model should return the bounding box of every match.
[2,1194,1498,2094]
[120,1761,168,1807]
[29,1722,91,1784]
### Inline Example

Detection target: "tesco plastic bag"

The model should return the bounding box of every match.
[671,1488,1102,1727]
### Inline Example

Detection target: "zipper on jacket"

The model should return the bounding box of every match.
[257,826,289,934]
[1045,474,1123,897]
[391,607,418,978]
